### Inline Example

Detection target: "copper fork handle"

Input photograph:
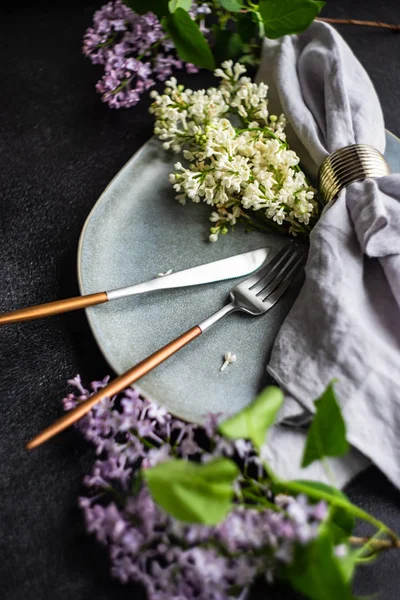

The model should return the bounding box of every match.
[26,325,202,450]
[0,292,108,325]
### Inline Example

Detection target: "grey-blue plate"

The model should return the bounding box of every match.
[78,132,400,424]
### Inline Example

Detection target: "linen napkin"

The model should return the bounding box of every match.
[256,21,400,489]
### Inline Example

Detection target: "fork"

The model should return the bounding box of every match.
[26,243,306,450]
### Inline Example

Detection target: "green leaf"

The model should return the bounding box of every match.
[218,0,243,12]
[162,9,215,70]
[286,525,356,600]
[125,0,170,18]
[168,0,192,12]
[294,480,355,543]
[259,0,325,39]
[219,386,284,450]
[337,548,358,584]
[302,382,349,468]
[239,54,258,66]
[237,12,258,43]
[213,30,244,66]
[143,458,238,525]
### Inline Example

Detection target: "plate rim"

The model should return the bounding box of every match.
[77,137,158,380]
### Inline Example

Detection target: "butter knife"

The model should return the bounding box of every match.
[0,247,269,325]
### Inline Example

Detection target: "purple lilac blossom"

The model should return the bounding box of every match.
[64,376,328,599]
[96,56,154,109]
[82,0,208,108]
[82,0,134,65]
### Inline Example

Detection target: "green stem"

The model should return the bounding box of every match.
[138,35,168,62]
[112,78,130,95]
[276,479,398,542]
[105,485,126,503]
[242,503,273,511]
[96,31,117,49]
[133,433,158,450]
[355,528,390,558]
[235,126,288,145]
[245,3,265,38]
[110,36,170,96]
[254,10,265,39]
[241,489,279,510]
[354,554,378,564]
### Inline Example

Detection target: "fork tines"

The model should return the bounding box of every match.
[251,243,306,304]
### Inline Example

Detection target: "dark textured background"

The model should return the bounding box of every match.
[1,2,400,599]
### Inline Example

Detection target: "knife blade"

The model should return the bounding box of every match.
[107,247,269,300]
[0,247,269,325]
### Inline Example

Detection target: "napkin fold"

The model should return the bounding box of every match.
[256,21,400,488]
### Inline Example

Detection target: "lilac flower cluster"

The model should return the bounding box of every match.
[65,376,327,599]
[83,0,210,108]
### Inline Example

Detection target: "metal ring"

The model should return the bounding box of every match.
[318,144,391,205]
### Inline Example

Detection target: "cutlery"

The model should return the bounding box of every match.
[27,243,306,450]
[0,248,269,325]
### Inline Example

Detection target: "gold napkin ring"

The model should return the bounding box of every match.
[318,144,391,205]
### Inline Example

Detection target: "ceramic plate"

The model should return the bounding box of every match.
[78,132,400,424]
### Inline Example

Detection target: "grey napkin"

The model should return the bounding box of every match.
[256,21,400,488]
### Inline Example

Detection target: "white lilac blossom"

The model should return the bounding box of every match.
[220,352,237,372]
[64,376,328,599]
[150,61,320,237]
[83,0,210,108]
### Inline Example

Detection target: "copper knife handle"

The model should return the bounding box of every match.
[0,292,108,325]
[26,325,202,450]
